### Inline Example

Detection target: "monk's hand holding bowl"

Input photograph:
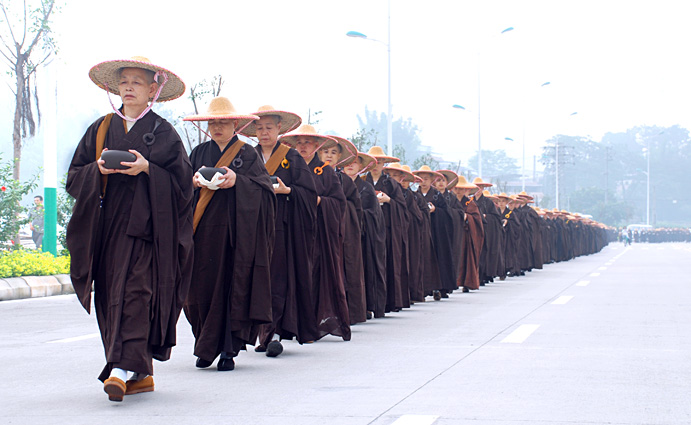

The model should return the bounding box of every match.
[376,191,391,204]
[274,177,291,195]
[216,166,236,189]
[119,150,150,176]
[97,149,119,175]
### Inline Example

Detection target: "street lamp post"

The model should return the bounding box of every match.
[555,111,578,210]
[522,81,551,192]
[347,0,393,156]
[646,139,650,226]
[474,26,513,178]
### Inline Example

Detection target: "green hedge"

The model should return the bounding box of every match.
[0,250,70,278]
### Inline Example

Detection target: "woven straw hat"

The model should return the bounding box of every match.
[401,165,422,183]
[89,56,185,102]
[453,175,479,190]
[280,124,335,149]
[517,191,534,200]
[472,177,493,188]
[483,190,496,198]
[356,152,377,174]
[384,163,415,182]
[183,97,259,129]
[413,165,443,179]
[329,136,359,167]
[367,146,400,163]
[495,192,511,199]
[436,169,459,189]
[240,105,302,137]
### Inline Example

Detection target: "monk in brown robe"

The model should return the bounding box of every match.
[242,106,319,358]
[320,136,366,325]
[67,57,193,401]
[366,147,409,312]
[451,177,483,292]
[408,170,442,298]
[384,164,423,303]
[183,97,276,371]
[343,153,387,319]
[413,166,454,300]
[436,170,464,292]
[282,125,350,341]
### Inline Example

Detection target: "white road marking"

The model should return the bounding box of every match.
[502,324,540,343]
[552,296,574,305]
[576,280,590,286]
[590,272,601,277]
[598,266,607,271]
[46,333,100,344]
[391,415,440,425]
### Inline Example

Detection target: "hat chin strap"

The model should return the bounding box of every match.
[106,71,169,122]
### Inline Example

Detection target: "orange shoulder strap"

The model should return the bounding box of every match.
[96,113,114,196]
[264,143,290,176]
[193,140,246,232]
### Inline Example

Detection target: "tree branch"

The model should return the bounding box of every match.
[21,0,27,47]
[26,51,50,77]
[0,2,20,46]
[25,0,55,56]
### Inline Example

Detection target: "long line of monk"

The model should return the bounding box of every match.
[65,57,613,402]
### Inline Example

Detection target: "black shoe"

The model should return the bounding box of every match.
[366,311,373,320]
[462,287,470,293]
[440,291,449,299]
[480,282,485,286]
[266,341,283,358]
[255,344,267,353]
[217,357,235,371]
[196,357,213,368]
[433,290,441,301]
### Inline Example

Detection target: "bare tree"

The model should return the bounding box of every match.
[0,0,58,179]
[179,75,224,151]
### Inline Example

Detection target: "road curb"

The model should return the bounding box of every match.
[0,274,73,301]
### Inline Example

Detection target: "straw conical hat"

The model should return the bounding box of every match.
[401,165,423,183]
[453,175,478,190]
[412,165,442,178]
[183,97,259,129]
[280,124,335,148]
[356,152,377,174]
[240,105,302,136]
[329,136,359,167]
[89,56,185,102]
[367,146,400,163]
[517,191,534,199]
[483,190,496,198]
[472,177,493,187]
[436,169,459,189]
[495,192,511,199]
[384,163,414,182]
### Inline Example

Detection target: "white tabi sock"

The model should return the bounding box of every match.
[272,333,281,342]
[110,368,128,382]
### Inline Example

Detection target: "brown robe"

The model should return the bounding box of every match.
[256,144,319,346]
[66,111,194,381]
[366,172,409,311]
[356,177,387,318]
[413,190,442,296]
[309,156,350,341]
[339,171,367,325]
[458,196,484,290]
[184,137,276,361]
[404,187,425,302]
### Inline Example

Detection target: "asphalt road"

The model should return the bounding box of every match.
[1,242,690,425]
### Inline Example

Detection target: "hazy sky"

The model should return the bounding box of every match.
[2,0,690,177]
